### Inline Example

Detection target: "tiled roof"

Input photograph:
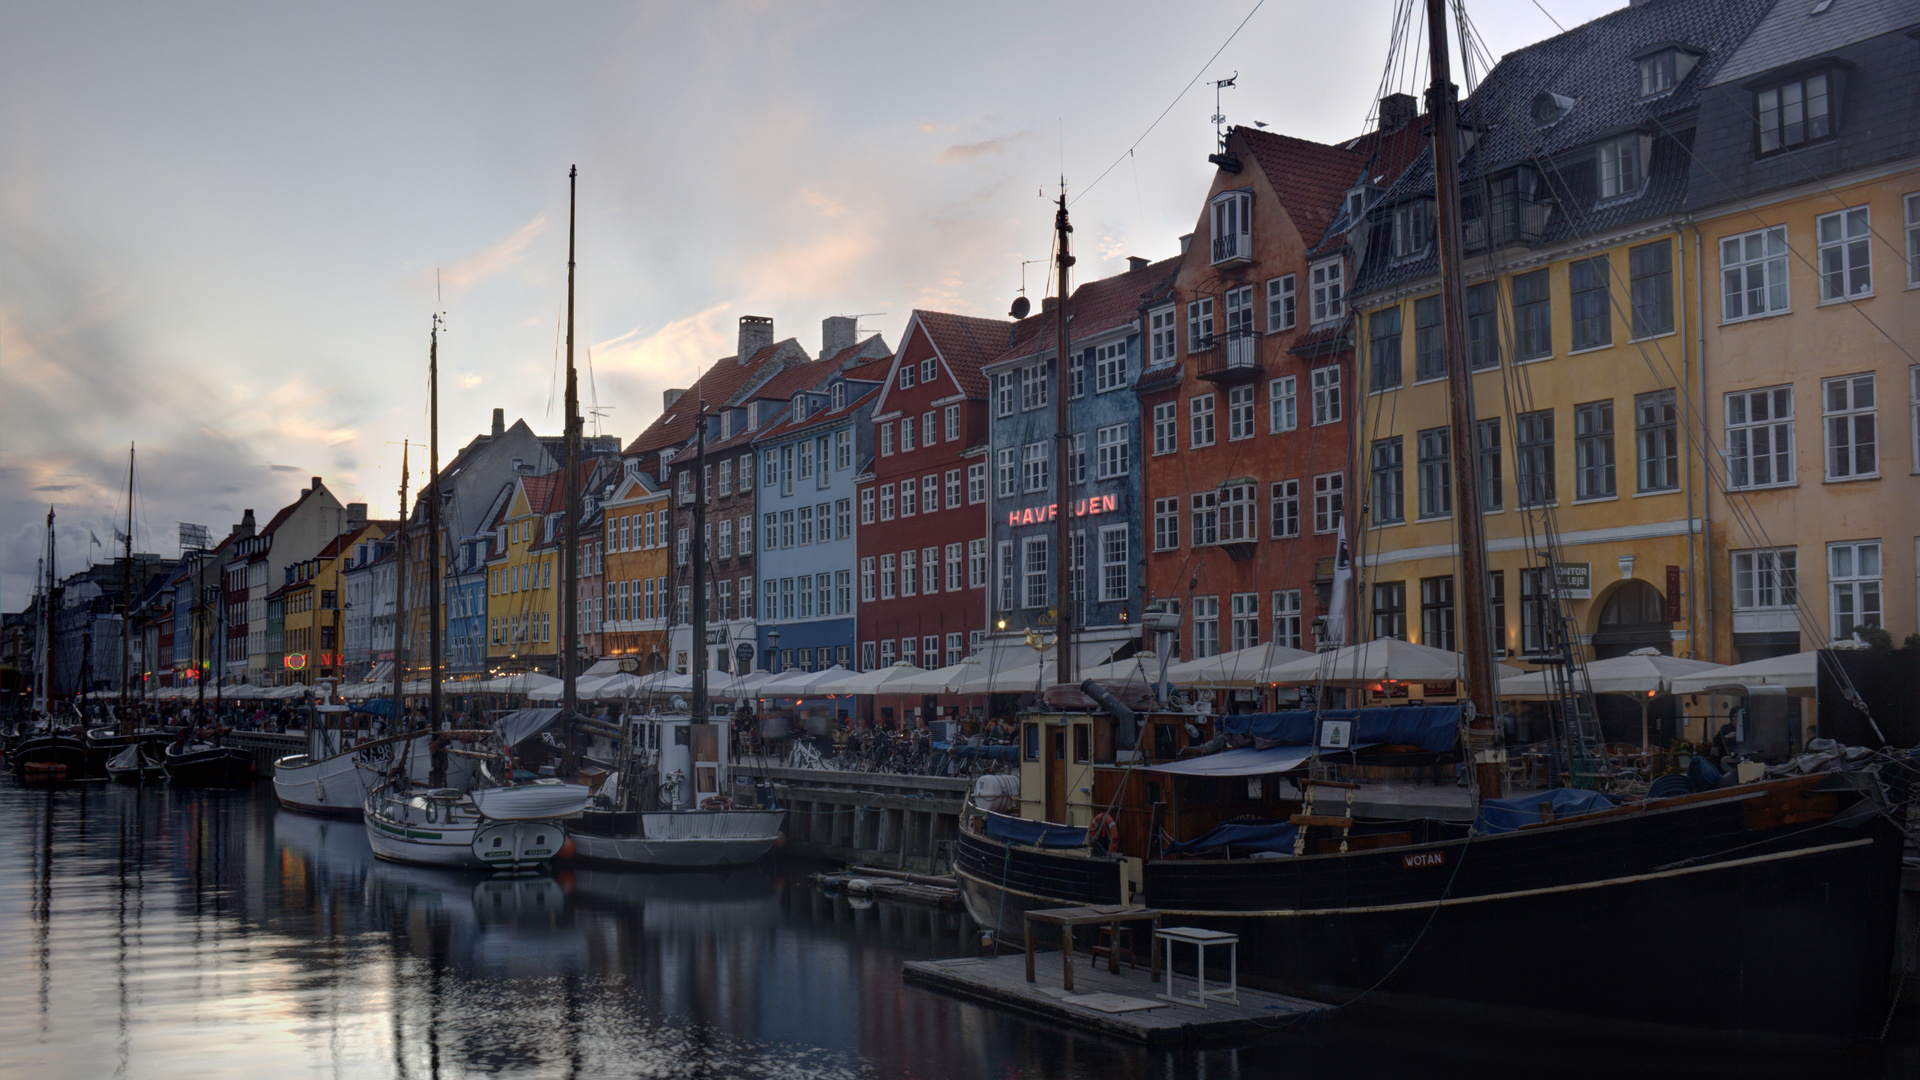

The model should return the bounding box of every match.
[755,382,881,441]
[1287,321,1353,358]
[913,310,1015,397]
[1712,0,1916,86]
[990,256,1180,365]
[744,355,841,402]
[623,339,806,456]
[1237,127,1367,242]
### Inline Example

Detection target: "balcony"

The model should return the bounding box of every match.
[1210,228,1252,267]
[1197,330,1261,385]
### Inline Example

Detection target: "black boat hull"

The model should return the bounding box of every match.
[954,828,1125,945]
[162,745,257,785]
[11,733,90,775]
[957,778,1904,1043]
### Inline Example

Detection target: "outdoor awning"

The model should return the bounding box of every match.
[1500,647,1723,698]
[1667,650,1820,697]
[495,707,562,748]
[1265,637,1522,685]
[1163,642,1314,688]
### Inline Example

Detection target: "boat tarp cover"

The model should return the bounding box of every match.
[1473,787,1615,834]
[1162,819,1298,856]
[1219,706,1461,753]
[495,707,564,749]
[356,699,398,719]
[983,810,1087,848]
[952,744,1020,762]
[1140,744,1342,776]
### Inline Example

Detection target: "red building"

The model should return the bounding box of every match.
[854,310,1007,686]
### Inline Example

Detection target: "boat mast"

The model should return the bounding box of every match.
[429,315,444,731]
[1423,0,1502,800]
[41,507,55,714]
[562,165,582,729]
[690,400,709,722]
[122,443,134,714]
[390,440,410,720]
[1051,191,1075,687]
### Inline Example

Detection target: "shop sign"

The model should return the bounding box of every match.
[1556,563,1591,599]
[1007,494,1117,528]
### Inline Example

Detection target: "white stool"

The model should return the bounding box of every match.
[1154,926,1239,1008]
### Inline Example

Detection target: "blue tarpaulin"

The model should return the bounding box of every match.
[356,699,398,719]
[1162,819,1298,856]
[983,810,1087,848]
[1473,787,1614,834]
[952,744,1020,762]
[1219,706,1461,754]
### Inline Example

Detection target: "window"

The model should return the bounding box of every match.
[996,447,1017,497]
[1392,199,1432,258]
[945,469,961,509]
[1597,135,1642,200]
[1913,365,1920,472]
[1413,295,1445,381]
[1732,548,1797,611]
[1153,402,1178,454]
[1227,385,1255,440]
[969,538,987,588]
[1211,189,1252,263]
[879,422,894,456]
[1570,256,1611,351]
[879,554,896,599]
[860,488,875,524]
[1100,526,1128,602]
[1818,206,1872,302]
[1370,436,1404,525]
[878,484,894,520]
[899,362,914,390]
[1824,373,1877,480]
[1022,442,1050,493]
[1724,386,1795,489]
[860,557,876,602]
[1368,307,1402,392]
[879,640,896,667]
[1512,269,1551,360]
[1271,480,1299,539]
[1638,50,1676,97]
[1149,306,1177,365]
[1219,482,1257,543]
[1828,541,1881,638]
[836,498,851,538]
[1021,363,1049,411]
[1476,418,1503,510]
[717,518,733,558]
[1520,567,1555,656]
[1420,576,1455,650]
[946,542,963,592]
[1095,424,1129,479]
[717,459,732,497]
[1093,341,1127,393]
[796,574,813,618]
[1191,596,1220,659]
[1267,274,1296,331]
[995,372,1015,417]
[1311,366,1341,425]
[1190,491,1218,546]
[1312,472,1344,534]
[1067,433,1086,485]
[945,404,960,441]
[677,527,689,565]
[1187,297,1215,353]
[1635,390,1679,492]
[923,546,939,595]
[997,540,1015,612]
[1488,570,1507,657]
[900,415,915,452]
[738,453,754,490]
[1372,581,1406,640]
[1309,259,1344,324]
[1466,282,1500,369]
[1757,72,1830,154]
[737,514,752,555]
[968,462,987,504]
[1269,376,1297,433]
[1574,400,1616,499]
[1272,590,1302,650]
[1230,593,1260,651]
[1022,537,1049,609]
[1154,497,1180,551]
[1629,240,1673,337]
[922,357,937,385]
[780,509,796,548]
[1190,394,1216,447]
[1417,427,1451,519]
[1223,285,1255,368]
[899,477,916,517]
[899,550,917,597]
[946,632,963,667]
[1722,226,1789,321]
[1516,410,1556,506]
[1908,193,1920,286]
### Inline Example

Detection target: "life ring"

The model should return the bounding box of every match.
[699,795,734,811]
[1091,811,1121,855]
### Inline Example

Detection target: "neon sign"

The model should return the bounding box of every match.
[1007,494,1117,528]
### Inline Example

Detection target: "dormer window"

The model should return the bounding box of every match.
[1343,185,1373,221]
[1392,199,1434,258]
[1758,72,1831,155]
[1531,91,1575,127]
[1634,45,1699,99]
[830,381,846,410]
[719,410,732,439]
[1598,134,1648,200]
[792,393,809,421]
[899,363,915,390]
[746,403,760,431]
[1210,189,1253,265]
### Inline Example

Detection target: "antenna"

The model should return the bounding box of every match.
[1212,72,1238,152]
[848,312,886,334]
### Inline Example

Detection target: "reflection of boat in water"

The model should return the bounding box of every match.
[363,858,585,974]
[564,864,784,933]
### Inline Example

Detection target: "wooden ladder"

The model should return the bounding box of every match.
[1291,778,1359,855]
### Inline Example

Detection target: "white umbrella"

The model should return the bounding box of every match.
[1266,636,1523,685]
[1668,650,1820,698]
[478,672,560,695]
[790,664,865,694]
[756,666,844,697]
[1501,647,1726,751]
[1165,643,1315,688]
[948,659,1047,695]
[829,662,932,695]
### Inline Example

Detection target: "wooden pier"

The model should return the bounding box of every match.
[903,952,1326,1044]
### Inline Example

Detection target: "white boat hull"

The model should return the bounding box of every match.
[469,781,592,821]
[570,810,783,868]
[274,737,454,816]
[364,782,570,871]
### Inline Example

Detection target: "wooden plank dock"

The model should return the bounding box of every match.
[903,952,1326,1044]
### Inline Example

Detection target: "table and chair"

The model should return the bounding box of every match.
[1021,905,1241,1008]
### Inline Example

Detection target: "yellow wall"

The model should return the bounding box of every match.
[601,475,671,668]
[485,485,561,667]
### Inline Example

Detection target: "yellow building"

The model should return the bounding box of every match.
[484,473,564,672]
[278,523,384,685]
[599,469,672,670]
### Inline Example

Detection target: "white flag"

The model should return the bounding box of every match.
[1325,518,1352,647]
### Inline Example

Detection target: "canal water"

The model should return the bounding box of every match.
[1,779,1910,1080]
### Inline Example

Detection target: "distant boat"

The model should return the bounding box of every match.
[273,706,441,816]
[161,737,255,785]
[105,742,165,783]
[363,776,585,871]
[568,714,783,868]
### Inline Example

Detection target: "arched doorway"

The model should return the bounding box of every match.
[1590,580,1674,745]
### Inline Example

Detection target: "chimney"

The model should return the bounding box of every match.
[236,509,256,539]
[311,476,323,493]
[1128,256,1150,272]
[664,388,687,411]
[1179,233,1193,255]
[820,315,858,360]
[1378,92,1418,133]
[491,408,505,437]
[737,315,774,365]
[1042,296,1059,313]
[347,503,368,530]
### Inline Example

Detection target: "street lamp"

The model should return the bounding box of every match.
[768,627,781,672]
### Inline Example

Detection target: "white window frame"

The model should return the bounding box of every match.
[1827,540,1882,639]
[1067,432,1086,485]
[1189,393,1216,448]
[1020,363,1049,411]
[899,549,917,597]
[1725,386,1794,490]
[1731,547,1798,612]
[945,404,960,442]
[1271,479,1300,539]
[1267,274,1296,332]
[1822,372,1878,481]
[1817,206,1873,302]
[1099,525,1128,602]
[945,542,963,592]
[1312,472,1344,534]
[1153,497,1179,551]
[1092,340,1128,393]
[1022,441,1050,494]
[1230,592,1260,651]
[1226,384,1255,441]
[1152,402,1178,455]
[1309,258,1344,325]
[967,461,987,504]
[1148,305,1177,365]
[1095,424,1130,479]
[1187,297,1215,354]
[997,540,1015,612]
[1269,375,1297,433]
[879,553,896,600]
[1022,537,1050,610]
[1597,134,1645,201]
[996,447,1017,498]
[1311,365,1341,425]
[995,372,1016,417]
[1721,225,1790,322]
[1272,589,1303,650]
[1210,189,1252,265]
[1190,491,1219,547]
[860,488,875,524]
[860,556,876,602]
[945,468,962,509]
[1191,595,1221,659]
[1218,482,1257,543]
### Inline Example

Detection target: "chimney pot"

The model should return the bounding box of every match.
[347,503,368,530]
[311,476,323,491]
[1127,256,1150,272]
[1378,92,1418,133]
[1179,233,1193,255]
[492,408,505,437]
[1042,296,1058,313]
[820,315,858,360]
[664,388,687,411]
[737,315,774,365]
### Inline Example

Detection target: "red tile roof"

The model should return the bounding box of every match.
[991,255,1181,364]
[913,310,1014,398]
[623,340,799,456]
[1235,126,1367,240]
[745,356,841,402]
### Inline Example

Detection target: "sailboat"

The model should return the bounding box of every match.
[948,0,1909,1044]
[86,444,169,774]
[14,508,88,780]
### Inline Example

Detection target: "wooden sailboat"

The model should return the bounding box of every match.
[14,507,88,779]
[87,444,168,773]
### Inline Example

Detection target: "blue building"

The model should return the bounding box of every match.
[981,258,1176,666]
[752,358,889,673]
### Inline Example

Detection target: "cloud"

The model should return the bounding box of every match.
[798,187,849,219]
[939,138,1011,162]
[435,214,548,294]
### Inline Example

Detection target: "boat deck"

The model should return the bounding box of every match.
[903,952,1326,1044]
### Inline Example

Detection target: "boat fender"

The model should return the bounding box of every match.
[556,837,577,859]
[700,795,734,811]
[315,776,327,803]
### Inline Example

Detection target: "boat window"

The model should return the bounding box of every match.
[1153,723,1177,760]
[1024,724,1039,761]
[675,727,690,747]
[1073,724,1090,763]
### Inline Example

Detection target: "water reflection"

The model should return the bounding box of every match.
[2,780,1908,1080]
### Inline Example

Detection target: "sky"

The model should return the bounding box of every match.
[0,0,1625,612]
